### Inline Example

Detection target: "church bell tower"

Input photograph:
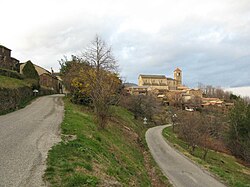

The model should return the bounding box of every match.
[174,68,182,86]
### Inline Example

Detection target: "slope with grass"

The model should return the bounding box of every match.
[0,75,34,115]
[45,98,170,186]
[0,75,29,88]
[163,127,250,187]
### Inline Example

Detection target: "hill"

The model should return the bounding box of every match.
[45,98,170,186]
[0,75,29,89]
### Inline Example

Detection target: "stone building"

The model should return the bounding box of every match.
[138,68,182,90]
[20,62,61,92]
[174,68,182,86]
[39,73,60,92]
[0,45,19,71]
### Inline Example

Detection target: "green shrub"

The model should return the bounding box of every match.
[0,68,24,79]
[22,61,40,90]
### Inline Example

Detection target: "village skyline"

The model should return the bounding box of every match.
[0,0,250,89]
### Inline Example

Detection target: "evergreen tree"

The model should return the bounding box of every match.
[23,61,40,90]
[228,100,250,162]
[22,61,39,80]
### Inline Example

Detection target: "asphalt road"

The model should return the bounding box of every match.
[0,95,64,187]
[146,125,226,187]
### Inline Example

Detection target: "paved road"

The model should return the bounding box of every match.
[0,95,64,187]
[146,125,226,187]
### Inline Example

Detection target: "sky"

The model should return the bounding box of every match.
[0,0,250,88]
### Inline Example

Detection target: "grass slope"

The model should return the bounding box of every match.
[45,98,170,187]
[163,127,250,187]
[0,75,29,88]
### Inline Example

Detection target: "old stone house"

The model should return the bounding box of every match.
[0,45,20,71]
[20,62,61,92]
[39,73,60,92]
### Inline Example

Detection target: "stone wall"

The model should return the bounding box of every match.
[0,86,33,114]
[0,86,57,115]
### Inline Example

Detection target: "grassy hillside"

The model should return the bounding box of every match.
[45,98,170,186]
[163,127,250,187]
[0,75,29,88]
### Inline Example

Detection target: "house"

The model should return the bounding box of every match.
[0,45,20,71]
[39,73,60,92]
[20,62,61,92]
[126,86,150,95]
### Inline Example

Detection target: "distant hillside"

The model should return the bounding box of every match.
[225,86,250,97]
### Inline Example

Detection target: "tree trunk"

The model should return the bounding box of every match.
[190,145,196,155]
[203,149,209,160]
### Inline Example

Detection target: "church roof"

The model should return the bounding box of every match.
[166,78,175,81]
[139,74,166,79]
[174,67,181,72]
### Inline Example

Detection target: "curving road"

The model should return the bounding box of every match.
[146,125,226,187]
[0,95,64,187]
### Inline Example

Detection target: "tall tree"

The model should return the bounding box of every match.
[22,60,40,90]
[228,100,250,162]
[73,35,121,129]
[22,60,39,80]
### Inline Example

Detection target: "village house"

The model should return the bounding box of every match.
[0,45,20,71]
[20,62,62,93]
[127,68,207,108]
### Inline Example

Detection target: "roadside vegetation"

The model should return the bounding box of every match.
[163,97,250,187]
[0,75,29,88]
[163,127,250,187]
[45,35,171,186]
[45,97,170,186]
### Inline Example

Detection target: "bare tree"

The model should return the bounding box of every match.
[77,35,121,129]
[82,35,118,73]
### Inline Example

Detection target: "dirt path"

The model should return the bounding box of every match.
[0,95,64,187]
[146,125,226,187]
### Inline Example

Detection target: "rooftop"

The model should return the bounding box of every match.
[0,45,11,51]
[175,67,182,72]
[139,74,166,79]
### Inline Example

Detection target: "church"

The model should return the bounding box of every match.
[138,68,182,90]
[126,68,188,96]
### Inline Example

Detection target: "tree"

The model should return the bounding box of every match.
[82,35,118,73]
[73,35,121,129]
[59,56,91,104]
[176,111,201,154]
[176,111,223,160]
[228,100,250,163]
[22,60,40,90]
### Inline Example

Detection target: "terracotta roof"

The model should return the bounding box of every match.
[139,74,166,79]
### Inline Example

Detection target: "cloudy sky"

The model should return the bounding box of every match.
[0,0,250,88]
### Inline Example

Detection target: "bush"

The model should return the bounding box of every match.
[22,61,39,80]
[228,100,250,163]
[22,61,40,90]
[0,68,24,79]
